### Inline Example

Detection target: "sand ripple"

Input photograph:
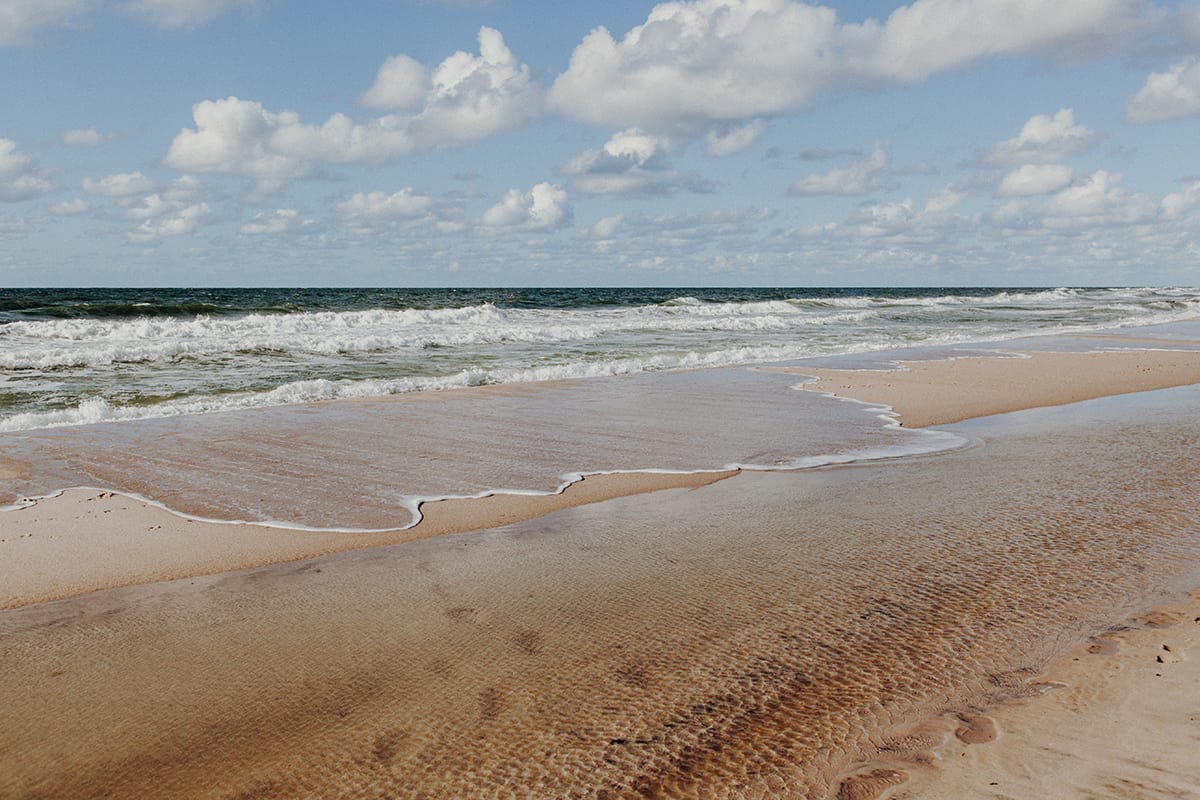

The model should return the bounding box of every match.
[3,386,1200,798]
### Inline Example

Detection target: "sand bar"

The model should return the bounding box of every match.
[787,347,1200,428]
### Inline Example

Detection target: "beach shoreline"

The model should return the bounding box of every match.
[3,334,1199,610]
[3,328,1200,798]
[785,346,1200,428]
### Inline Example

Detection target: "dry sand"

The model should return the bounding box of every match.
[898,591,1200,799]
[788,348,1200,428]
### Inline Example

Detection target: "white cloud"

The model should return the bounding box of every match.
[165,28,539,187]
[992,199,1028,225]
[83,171,155,197]
[705,119,767,157]
[122,0,262,29]
[981,108,1099,166]
[998,164,1074,196]
[1161,179,1200,219]
[589,214,623,239]
[0,139,52,201]
[338,189,436,228]
[559,128,711,195]
[1041,170,1156,229]
[128,202,212,241]
[361,54,429,110]
[789,141,893,196]
[481,182,571,230]
[0,0,91,46]
[868,0,1145,82]
[548,0,1147,133]
[1126,56,1200,123]
[241,208,300,235]
[125,176,205,221]
[51,197,90,215]
[61,127,110,146]
[855,185,967,238]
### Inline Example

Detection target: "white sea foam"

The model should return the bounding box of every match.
[1,287,1197,432]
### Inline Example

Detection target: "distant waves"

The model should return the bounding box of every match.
[0,286,1196,431]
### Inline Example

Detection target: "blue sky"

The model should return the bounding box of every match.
[2,0,1200,287]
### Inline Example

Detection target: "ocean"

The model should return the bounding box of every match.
[1,286,1197,433]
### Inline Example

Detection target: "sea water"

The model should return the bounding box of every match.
[2,286,1196,432]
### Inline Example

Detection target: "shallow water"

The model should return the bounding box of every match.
[3,384,1200,799]
[0,365,958,528]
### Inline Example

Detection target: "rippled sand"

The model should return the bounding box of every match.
[4,384,1200,798]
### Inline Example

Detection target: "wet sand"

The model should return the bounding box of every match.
[3,334,1200,798]
[0,470,736,609]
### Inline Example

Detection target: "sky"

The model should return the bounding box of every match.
[2,0,1200,287]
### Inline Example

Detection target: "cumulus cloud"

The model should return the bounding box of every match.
[83,171,155,197]
[164,28,540,188]
[51,197,90,215]
[338,189,437,231]
[0,139,52,201]
[789,141,893,196]
[0,0,91,46]
[1040,170,1156,229]
[548,0,1147,134]
[61,127,110,146]
[705,119,767,157]
[559,128,712,195]
[588,214,623,239]
[128,202,212,241]
[240,208,300,235]
[481,182,571,230]
[1161,179,1200,219]
[122,0,263,29]
[360,54,429,110]
[125,175,205,222]
[998,164,1074,196]
[855,186,967,238]
[1126,56,1200,123]
[980,108,1099,166]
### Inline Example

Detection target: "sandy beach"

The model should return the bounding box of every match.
[3,327,1200,798]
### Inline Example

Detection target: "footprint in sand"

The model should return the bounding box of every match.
[835,767,907,800]
[954,713,998,745]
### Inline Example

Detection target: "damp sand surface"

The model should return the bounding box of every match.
[0,469,735,609]
[4,334,1200,609]
[4,379,1200,798]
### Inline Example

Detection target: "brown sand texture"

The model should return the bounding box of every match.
[4,371,1200,798]
[905,592,1200,799]
[789,348,1200,427]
